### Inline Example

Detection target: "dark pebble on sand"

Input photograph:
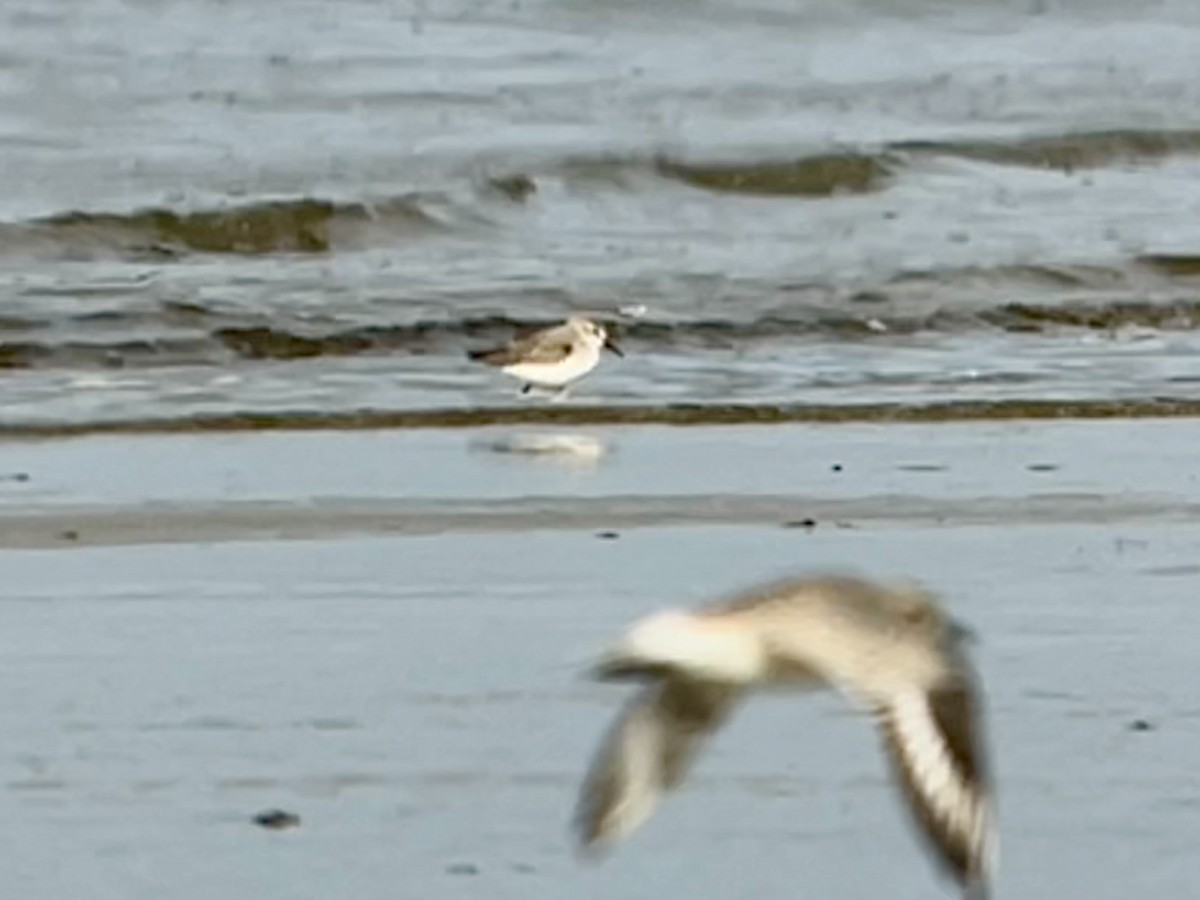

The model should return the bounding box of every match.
[595,531,620,540]
[445,863,479,876]
[1,472,30,482]
[1026,464,1059,472]
[59,529,80,542]
[831,463,843,472]
[253,809,301,830]
[783,518,817,530]
[1128,719,1154,732]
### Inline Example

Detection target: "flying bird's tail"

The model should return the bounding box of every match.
[591,610,765,684]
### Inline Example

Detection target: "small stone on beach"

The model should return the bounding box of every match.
[783,518,817,530]
[253,809,301,830]
[1128,719,1154,732]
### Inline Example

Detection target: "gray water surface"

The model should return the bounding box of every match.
[5,0,1200,426]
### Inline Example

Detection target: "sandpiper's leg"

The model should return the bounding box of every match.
[550,385,571,403]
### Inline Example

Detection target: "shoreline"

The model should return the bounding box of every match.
[2,493,1197,550]
[1,418,1198,548]
[5,396,1200,440]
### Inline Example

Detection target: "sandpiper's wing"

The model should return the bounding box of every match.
[467,323,576,367]
[574,678,741,852]
[875,672,995,898]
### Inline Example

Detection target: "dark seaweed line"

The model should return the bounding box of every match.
[4,398,1200,440]
[9,293,1200,370]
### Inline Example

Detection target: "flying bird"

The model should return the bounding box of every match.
[574,573,996,899]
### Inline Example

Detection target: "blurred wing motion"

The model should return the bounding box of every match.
[876,678,995,898]
[575,679,742,851]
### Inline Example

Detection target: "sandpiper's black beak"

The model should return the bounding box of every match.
[603,337,624,357]
[949,618,979,645]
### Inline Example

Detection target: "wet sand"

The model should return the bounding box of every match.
[1,419,1198,899]
[2,418,1200,546]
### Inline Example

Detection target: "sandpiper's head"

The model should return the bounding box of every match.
[568,317,624,357]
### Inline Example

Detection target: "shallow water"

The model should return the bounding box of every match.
[6,0,1200,428]
[1,433,1198,898]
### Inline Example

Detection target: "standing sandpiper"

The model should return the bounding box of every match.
[467,316,623,397]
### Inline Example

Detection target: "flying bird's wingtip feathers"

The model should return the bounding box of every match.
[963,874,992,900]
[570,800,608,857]
[572,684,666,852]
[877,683,995,893]
[571,832,613,864]
[572,785,636,861]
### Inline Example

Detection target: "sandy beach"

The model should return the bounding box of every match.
[2,419,1197,899]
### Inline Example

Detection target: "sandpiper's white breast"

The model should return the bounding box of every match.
[503,342,602,386]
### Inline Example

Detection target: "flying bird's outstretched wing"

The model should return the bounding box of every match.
[876,676,995,898]
[574,679,742,852]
